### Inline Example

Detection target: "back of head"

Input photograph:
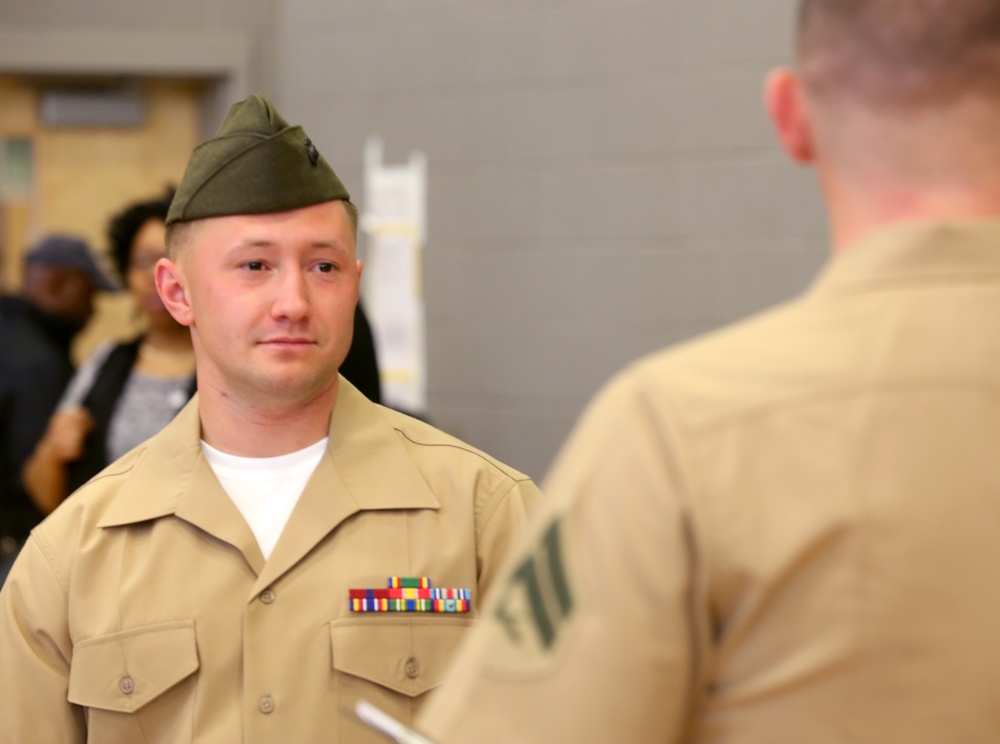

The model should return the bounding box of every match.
[798,0,1000,107]
[788,0,1000,240]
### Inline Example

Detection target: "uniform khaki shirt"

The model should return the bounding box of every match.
[0,378,540,744]
[419,221,1000,743]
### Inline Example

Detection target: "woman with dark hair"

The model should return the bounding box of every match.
[23,189,196,512]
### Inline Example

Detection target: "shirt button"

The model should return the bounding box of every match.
[404,657,420,679]
[119,675,135,695]
[258,695,275,714]
[260,589,276,604]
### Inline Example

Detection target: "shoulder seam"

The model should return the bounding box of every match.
[29,531,70,597]
[395,429,531,482]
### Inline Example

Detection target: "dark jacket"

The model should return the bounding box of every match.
[341,302,381,404]
[0,296,77,540]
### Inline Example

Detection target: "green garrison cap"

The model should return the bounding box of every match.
[166,93,350,226]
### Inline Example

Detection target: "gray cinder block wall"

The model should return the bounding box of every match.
[277,0,827,479]
[1,0,827,481]
[0,0,280,101]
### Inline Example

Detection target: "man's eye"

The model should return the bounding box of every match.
[316,262,337,273]
[245,261,265,271]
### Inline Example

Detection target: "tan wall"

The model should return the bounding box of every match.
[0,78,35,294]
[0,77,201,360]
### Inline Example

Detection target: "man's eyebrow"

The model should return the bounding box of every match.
[231,238,277,249]
[309,240,349,251]
[227,239,347,250]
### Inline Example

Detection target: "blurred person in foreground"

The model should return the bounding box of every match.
[23,189,196,514]
[418,1,1000,742]
[0,235,117,587]
[0,93,540,744]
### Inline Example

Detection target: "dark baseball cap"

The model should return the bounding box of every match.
[25,234,120,292]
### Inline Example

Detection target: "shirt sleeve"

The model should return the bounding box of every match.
[419,368,706,744]
[0,534,86,743]
[475,475,544,601]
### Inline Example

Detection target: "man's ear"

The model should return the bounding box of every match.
[154,258,194,327]
[764,67,816,164]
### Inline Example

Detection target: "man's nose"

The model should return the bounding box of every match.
[271,270,310,321]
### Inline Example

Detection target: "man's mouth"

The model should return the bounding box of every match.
[260,336,315,347]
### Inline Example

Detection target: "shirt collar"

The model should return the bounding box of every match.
[98,377,439,529]
[325,377,440,511]
[810,219,1000,298]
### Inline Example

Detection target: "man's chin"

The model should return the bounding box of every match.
[243,371,339,405]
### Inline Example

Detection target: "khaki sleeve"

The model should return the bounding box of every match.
[475,476,544,600]
[0,535,86,744]
[419,369,703,744]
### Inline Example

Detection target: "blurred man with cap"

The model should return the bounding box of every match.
[417,1,1000,742]
[0,94,540,743]
[0,234,116,587]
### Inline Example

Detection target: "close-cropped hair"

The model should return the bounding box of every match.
[797,0,1000,107]
[164,199,359,258]
[107,187,176,276]
[164,219,198,259]
[343,200,359,234]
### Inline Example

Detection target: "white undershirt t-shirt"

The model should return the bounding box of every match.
[201,438,328,560]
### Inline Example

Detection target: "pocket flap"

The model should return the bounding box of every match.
[331,618,471,697]
[68,621,199,713]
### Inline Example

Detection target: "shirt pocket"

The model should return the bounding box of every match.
[68,620,199,743]
[330,616,473,741]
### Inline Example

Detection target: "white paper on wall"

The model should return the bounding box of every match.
[360,137,428,414]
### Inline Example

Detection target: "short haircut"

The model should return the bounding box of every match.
[164,219,199,259]
[797,0,1000,106]
[164,199,359,258]
[342,200,359,234]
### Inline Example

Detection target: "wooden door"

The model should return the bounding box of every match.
[0,76,202,360]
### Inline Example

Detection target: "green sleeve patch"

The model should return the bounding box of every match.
[483,517,577,675]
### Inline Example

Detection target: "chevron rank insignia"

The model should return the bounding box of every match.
[349,577,471,613]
